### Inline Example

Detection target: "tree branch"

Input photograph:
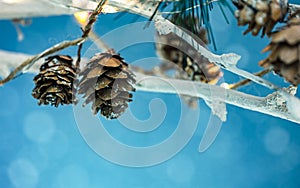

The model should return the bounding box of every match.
[1,0,300,124]
[0,38,84,86]
[0,0,108,85]
[0,0,292,91]
[0,50,299,124]
[75,0,107,68]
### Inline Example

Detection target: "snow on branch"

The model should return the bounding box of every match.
[0,38,84,85]
[134,73,300,124]
[0,0,293,92]
[101,0,285,92]
[0,0,300,124]
[0,50,299,124]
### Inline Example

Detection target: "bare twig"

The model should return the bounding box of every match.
[229,68,272,89]
[0,0,108,86]
[76,0,108,69]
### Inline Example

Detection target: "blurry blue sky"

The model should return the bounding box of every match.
[1,2,300,188]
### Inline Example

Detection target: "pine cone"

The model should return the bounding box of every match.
[155,20,222,84]
[259,18,300,86]
[233,0,288,37]
[156,15,222,108]
[78,52,136,119]
[32,55,76,107]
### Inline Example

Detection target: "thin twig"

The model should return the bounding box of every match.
[0,38,84,86]
[229,68,272,89]
[0,0,108,86]
[75,0,108,69]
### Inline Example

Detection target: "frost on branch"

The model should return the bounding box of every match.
[287,92,300,120]
[265,86,297,113]
[1,1,300,127]
[0,50,42,79]
[154,16,241,67]
[204,99,227,122]
[153,14,283,92]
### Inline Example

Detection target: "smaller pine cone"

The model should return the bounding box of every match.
[156,15,223,108]
[259,18,300,86]
[78,52,136,119]
[32,55,76,107]
[234,0,288,36]
[156,23,222,84]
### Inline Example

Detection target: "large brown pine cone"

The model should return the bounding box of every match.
[32,55,76,107]
[259,17,300,86]
[233,0,288,37]
[78,52,136,119]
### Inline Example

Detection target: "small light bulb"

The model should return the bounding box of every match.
[74,11,89,26]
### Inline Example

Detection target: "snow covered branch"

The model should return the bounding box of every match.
[0,38,84,85]
[1,0,300,124]
[0,50,299,124]
[0,1,291,91]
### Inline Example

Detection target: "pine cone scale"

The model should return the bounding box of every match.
[105,68,128,79]
[272,26,300,44]
[278,45,298,64]
[86,66,107,79]
[94,77,113,90]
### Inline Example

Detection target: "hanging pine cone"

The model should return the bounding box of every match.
[155,16,222,84]
[78,52,136,119]
[233,0,288,37]
[32,55,76,107]
[259,17,300,86]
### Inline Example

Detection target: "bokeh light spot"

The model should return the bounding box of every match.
[8,158,39,188]
[23,111,56,143]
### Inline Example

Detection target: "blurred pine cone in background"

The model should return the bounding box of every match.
[155,14,223,108]
[259,17,300,86]
[32,55,76,107]
[233,0,288,37]
[155,15,222,84]
[78,52,136,119]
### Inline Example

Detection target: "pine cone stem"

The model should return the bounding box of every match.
[75,0,108,69]
[229,68,272,89]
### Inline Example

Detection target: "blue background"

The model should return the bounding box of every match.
[1,1,300,188]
